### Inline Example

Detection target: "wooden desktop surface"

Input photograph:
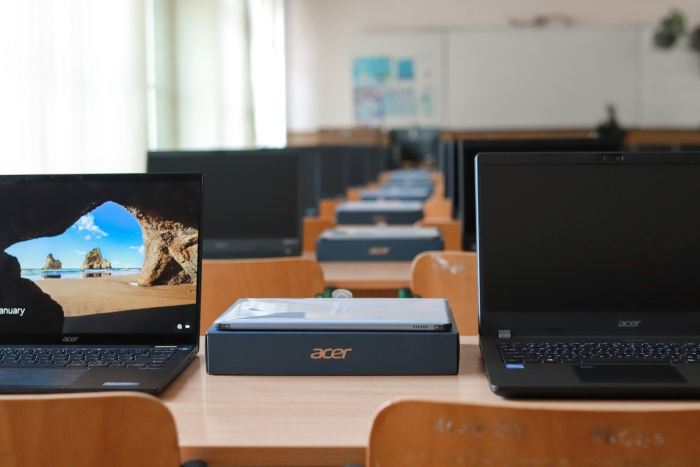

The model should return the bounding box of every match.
[162,337,700,466]
[320,260,412,290]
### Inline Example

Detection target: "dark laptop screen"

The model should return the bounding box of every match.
[477,154,700,314]
[460,138,623,249]
[0,174,201,343]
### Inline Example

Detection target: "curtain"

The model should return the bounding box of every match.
[148,0,286,150]
[248,0,287,147]
[0,0,286,174]
[0,0,148,174]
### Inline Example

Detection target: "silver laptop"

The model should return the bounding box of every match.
[215,298,452,331]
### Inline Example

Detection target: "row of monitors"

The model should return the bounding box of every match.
[388,128,440,164]
[438,137,627,251]
[148,145,394,259]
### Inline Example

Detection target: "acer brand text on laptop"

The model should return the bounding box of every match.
[0,174,202,393]
[477,152,700,397]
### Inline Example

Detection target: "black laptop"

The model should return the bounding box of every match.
[477,152,700,397]
[0,173,202,393]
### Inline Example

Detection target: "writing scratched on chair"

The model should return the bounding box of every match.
[434,417,523,440]
[591,427,665,448]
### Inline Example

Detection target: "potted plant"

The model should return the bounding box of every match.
[654,10,700,53]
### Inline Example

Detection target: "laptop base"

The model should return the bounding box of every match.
[481,336,700,398]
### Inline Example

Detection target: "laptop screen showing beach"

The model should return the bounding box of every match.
[0,174,201,339]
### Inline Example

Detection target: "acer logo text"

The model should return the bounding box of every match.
[310,348,352,360]
[62,336,79,343]
[368,246,390,256]
[618,320,642,328]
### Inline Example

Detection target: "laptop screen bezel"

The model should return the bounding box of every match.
[476,151,700,338]
[0,173,203,347]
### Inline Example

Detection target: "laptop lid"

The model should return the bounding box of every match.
[0,173,202,346]
[458,138,623,251]
[322,226,441,240]
[476,152,700,338]
[215,298,452,331]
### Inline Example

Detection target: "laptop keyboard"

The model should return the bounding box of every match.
[0,347,176,369]
[499,341,700,364]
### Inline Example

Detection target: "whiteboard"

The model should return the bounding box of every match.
[350,27,700,129]
[446,28,639,128]
[638,28,700,127]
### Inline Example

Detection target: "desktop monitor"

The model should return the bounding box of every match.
[357,146,385,185]
[368,146,391,180]
[457,137,623,251]
[296,150,322,217]
[148,149,303,259]
[319,146,350,199]
[345,146,369,188]
[389,128,440,164]
[440,140,457,212]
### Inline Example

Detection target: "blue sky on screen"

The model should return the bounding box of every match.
[5,201,145,269]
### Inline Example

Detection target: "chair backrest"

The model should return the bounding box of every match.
[416,218,462,251]
[410,251,477,335]
[0,393,181,467]
[368,399,700,467]
[302,216,335,253]
[422,195,451,219]
[345,187,362,201]
[201,257,326,333]
[319,198,344,220]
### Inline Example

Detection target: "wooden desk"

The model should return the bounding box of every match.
[163,337,700,466]
[320,260,412,294]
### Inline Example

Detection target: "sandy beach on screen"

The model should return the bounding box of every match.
[33,274,196,317]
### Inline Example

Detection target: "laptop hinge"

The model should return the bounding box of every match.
[498,330,512,339]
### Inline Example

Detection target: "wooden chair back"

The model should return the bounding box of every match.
[410,251,477,335]
[416,218,461,251]
[302,216,335,253]
[319,198,344,220]
[368,399,700,467]
[201,257,325,333]
[346,188,361,201]
[422,196,452,219]
[0,393,181,467]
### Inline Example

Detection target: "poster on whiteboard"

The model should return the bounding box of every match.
[353,55,437,124]
[351,32,444,126]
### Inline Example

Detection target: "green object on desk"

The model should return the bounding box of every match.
[398,288,417,298]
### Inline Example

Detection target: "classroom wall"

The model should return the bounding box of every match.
[286,0,700,131]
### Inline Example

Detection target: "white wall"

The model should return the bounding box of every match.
[286,0,700,131]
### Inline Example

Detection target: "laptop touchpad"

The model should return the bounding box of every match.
[0,369,86,387]
[575,365,687,383]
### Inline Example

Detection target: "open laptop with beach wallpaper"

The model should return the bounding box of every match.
[0,174,202,393]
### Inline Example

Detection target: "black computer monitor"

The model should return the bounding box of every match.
[437,140,447,178]
[458,137,624,251]
[318,146,349,199]
[358,146,385,185]
[370,147,392,178]
[345,146,369,188]
[294,150,322,217]
[147,149,302,259]
[439,140,457,215]
[389,128,440,164]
